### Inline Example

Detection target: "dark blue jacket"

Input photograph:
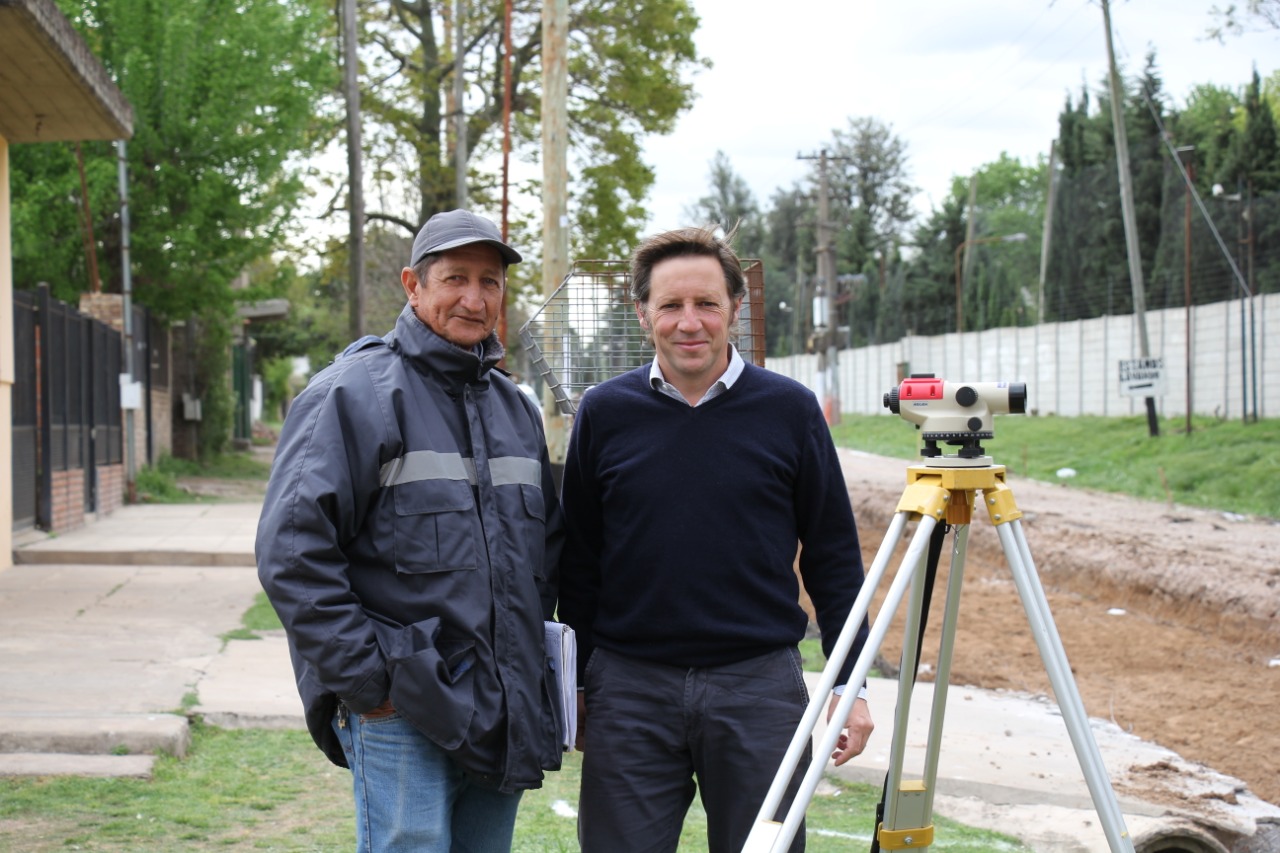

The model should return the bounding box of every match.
[256,304,563,793]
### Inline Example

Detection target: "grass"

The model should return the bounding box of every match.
[0,721,1027,852]
[220,592,284,642]
[831,412,1280,520]
[0,723,353,852]
[134,450,273,504]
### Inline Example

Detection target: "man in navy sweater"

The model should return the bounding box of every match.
[558,226,873,853]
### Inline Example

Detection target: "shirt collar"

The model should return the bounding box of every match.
[648,345,745,406]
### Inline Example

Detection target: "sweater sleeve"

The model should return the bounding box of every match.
[794,401,870,687]
[255,363,392,714]
[556,394,603,681]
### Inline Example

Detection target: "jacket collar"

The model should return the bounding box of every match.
[390,303,505,388]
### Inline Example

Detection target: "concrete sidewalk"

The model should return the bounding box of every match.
[3,500,1277,851]
[1,501,303,780]
[13,502,262,567]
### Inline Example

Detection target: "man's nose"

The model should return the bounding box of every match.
[458,281,487,309]
[676,305,701,330]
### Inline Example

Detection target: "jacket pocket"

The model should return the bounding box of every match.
[386,617,477,750]
[393,479,478,573]
[518,483,548,580]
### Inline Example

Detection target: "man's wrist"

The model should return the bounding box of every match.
[833,684,870,702]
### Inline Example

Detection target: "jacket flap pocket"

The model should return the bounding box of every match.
[520,483,545,521]
[394,478,474,515]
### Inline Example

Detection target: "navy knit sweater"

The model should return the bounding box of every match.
[557,362,869,684]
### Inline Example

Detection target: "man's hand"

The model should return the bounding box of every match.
[826,694,873,766]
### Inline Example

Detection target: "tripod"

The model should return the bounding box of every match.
[743,455,1137,853]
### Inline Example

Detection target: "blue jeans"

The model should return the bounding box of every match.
[332,708,522,853]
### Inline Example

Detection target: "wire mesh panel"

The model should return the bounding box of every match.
[519,259,766,415]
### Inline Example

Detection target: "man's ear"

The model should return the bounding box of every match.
[401,267,420,302]
[731,296,744,325]
[634,301,649,330]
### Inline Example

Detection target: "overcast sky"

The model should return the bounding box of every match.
[640,0,1278,232]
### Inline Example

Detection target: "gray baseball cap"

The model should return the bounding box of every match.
[409,209,522,267]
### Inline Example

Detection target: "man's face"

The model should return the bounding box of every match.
[401,243,505,349]
[636,255,741,395]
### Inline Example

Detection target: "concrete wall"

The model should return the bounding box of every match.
[768,292,1276,420]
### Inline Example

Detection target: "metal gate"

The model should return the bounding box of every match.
[12,291,37,529]
[12,284,124,531]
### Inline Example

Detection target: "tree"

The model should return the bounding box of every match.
[14,0,337,319]
[827,117,916,270]
[762,185,815,355]
[1207,0,1280,40]
[682,151,764,250]
[354,0,704,261]
[11,0,336,456]
[897,153,1043,337]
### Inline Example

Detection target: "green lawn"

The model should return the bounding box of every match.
[0,724,1028,852]
[831,412,1279,520]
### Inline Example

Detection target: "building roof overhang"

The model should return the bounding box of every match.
[0,0,133,142]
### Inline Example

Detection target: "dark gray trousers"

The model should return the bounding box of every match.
[578,646,810,853]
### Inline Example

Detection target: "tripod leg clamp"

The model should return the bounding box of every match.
[876,822,935,849]
[981,479,1022,526]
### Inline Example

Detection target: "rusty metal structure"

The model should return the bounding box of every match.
[519,259,765,415]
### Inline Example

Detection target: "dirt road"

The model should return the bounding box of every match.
[837,448,1280,809]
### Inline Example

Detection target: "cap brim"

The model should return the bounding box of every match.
[415,237,522,266]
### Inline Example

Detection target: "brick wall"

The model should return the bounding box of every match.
[49,469,85,533]
[78,293,124,330]
[96,464,124,516]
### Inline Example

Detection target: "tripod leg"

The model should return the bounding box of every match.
[919,524,970,816]
[877,522,969,851]
[743,512,943,853]
[995,517,1136,853]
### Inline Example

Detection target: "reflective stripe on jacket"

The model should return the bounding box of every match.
[256,304,563,793]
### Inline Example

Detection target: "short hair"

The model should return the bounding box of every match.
[629,225,747,306]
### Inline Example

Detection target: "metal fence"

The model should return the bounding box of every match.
[11,284,125,530]
[519,259,766,414]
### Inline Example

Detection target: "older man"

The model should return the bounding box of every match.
[257,209,563,853]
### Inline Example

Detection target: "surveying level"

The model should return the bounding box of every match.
[883,376,1027,462]
[743,376,1136,853]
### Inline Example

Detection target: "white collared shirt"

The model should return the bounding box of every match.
[648,345,746,406]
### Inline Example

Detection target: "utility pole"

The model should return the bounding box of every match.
[1038,140,1058,325]
[341,0,364,340]
[1178,145,1194,435]
[499,0,513,347]
[542,0,569,460]
[116,141,136,497]
[958,173,979,376]
[798,149,845,425]
[454,0,468,208]
[1102,0,1159,437]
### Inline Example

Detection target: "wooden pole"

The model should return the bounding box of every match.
[1101,0,1159,436]
[341,0,365,340]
